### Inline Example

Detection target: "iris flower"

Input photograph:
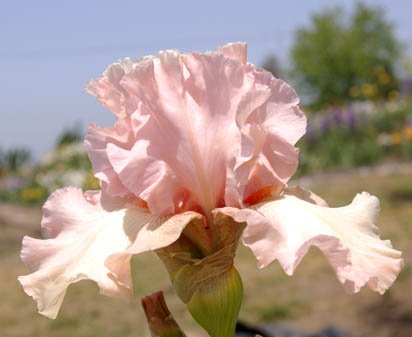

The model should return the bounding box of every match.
[19,43,402,323]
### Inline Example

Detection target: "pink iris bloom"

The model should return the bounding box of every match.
[19,42,403,319]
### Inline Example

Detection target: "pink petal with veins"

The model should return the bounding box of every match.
[86,43,305,217]
[220,190,403,294]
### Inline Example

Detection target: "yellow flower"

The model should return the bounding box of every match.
[20,187,46,203]
[349,86,359,97]
[388,90,399,100]
[391,131,401,145]
[361,83,377,98]
[402,126,412,140]
[377,72,390,85]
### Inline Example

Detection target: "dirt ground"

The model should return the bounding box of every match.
[1,166,411,337]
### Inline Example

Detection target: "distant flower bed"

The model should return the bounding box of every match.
[297,99,412,174]
[0,142,99,205]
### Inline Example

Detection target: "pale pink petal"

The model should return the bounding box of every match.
[85,119,134,197]
[87,44,306,215]
[216,42,247,64]
[228,124,299,204]
[227,67,306,206]
[106,49,252,216]
[235,84,272,128]
[18,187,201,318]
[86,58,140,118]
[106,140,180,215]
[246,67,307,145]
[106,211,204,289]
[220,191,403,294]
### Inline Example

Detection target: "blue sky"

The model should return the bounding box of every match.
[1,0,411,159]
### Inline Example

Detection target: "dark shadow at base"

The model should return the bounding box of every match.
[236,321,356,337]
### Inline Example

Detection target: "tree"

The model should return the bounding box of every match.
[0,147,31,172]
[261,54,282,78]
[291,3,400,108]
[56,123,83,148]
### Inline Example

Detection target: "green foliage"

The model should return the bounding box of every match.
[56,124,83,148]
[257,300,308,322]
[261,54,282,78]
[0,147,31,173]
[258,305,291,321]
[291,3,400,108]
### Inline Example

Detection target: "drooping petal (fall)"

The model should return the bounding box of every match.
[86,42,306,217]
[18,187,201,318]
[220,189,403,294]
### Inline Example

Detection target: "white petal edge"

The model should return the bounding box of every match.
[18,187,202,318]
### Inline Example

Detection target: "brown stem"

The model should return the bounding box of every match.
[141,291,186,337]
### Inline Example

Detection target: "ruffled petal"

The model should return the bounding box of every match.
[216,42,247,64]
[85,119,134,197]
[106,49,251,215]
[228,124,299,203]
[18,187,201,318]
[86,58,140,117]
[106,211,204,289]
[220,190,403,294]
[246,68,306,145]
[227,67,306,206]
[106,140,180,215]
[87,43,306,215]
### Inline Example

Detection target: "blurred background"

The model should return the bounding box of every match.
[1,1,411,336]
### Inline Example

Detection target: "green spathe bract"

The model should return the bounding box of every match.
[187,266,243,337]
[158,238,244,337]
